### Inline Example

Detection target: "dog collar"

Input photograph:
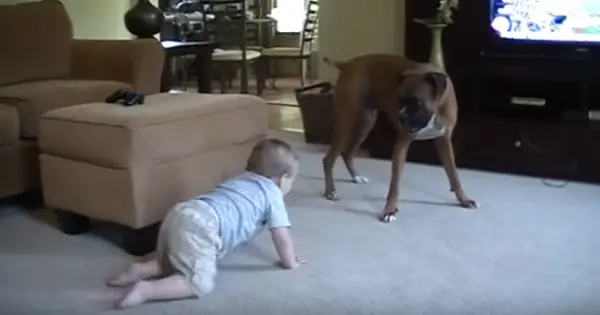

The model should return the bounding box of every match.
[411,114,445,140]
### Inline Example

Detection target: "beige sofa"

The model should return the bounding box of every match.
[0,0,165,199]
[39,93,268,255]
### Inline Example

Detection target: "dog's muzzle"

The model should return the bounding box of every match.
[398,98,446,140]
[411,114,445,140]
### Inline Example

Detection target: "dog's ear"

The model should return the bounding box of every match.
[424,72,448,100]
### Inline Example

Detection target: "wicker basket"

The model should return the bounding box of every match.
[295,82,335,145]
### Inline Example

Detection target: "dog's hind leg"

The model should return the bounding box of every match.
[322,117,352,201]
[322,93,361,201]
[323,68,366,201]
[342,109,377,184]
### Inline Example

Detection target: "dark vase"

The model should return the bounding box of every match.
[124,0,165,38]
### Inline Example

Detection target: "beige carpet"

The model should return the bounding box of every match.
[1,139,600,315]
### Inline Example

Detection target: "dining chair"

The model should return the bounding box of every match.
[202,0,264,94]
[261,0,319,88]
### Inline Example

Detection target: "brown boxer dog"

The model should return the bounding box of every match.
[321,54,478,223]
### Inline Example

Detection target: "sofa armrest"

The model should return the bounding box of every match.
[70,39,165,95]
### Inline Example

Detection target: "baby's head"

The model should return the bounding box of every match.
[246,138,299,195]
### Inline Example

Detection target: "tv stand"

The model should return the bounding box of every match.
[481,46,597,61]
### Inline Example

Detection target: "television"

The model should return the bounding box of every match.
[490,0,600,44]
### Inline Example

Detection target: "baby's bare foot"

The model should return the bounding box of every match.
[107,262,153,287]
[115,281,150,309]
[106,272,137,287]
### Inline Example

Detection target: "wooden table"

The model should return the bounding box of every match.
[160,40,217,93]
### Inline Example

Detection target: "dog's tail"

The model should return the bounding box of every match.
[322,57,347,70]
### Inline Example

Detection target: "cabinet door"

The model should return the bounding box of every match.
[515,122,579,181]
[573,125,600,183]
[459,116,525,174]
[406,139,440,166]
[461,116,588,182]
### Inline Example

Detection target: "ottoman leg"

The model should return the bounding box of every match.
[54,209,92,235]
[121,223,160,256]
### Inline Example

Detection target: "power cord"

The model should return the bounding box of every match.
[517,131,579,188]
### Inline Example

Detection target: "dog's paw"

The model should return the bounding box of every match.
[352,175,369,184]
[379,209,398,223]
[458,198,479,209]
[323,190,339,201]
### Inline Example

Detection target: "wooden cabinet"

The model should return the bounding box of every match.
[457,116,524,174]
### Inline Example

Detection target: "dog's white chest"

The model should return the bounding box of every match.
[412,115,446,141]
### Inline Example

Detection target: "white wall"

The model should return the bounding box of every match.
[61,0,133,39]
[317,0,406,83]
[0,0,135,39]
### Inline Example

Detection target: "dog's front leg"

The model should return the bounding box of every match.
[380,135,411,223]
[434,135,478,209]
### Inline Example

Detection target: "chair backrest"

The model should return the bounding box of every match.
[299,0,319,54]
[202,0,248,53]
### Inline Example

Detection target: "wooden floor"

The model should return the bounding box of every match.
[260,78,305,134]
[225,78,308,134]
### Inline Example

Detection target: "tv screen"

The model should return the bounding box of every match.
[490,0,600,43]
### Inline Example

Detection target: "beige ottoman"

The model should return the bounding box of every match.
[38,92,267,255]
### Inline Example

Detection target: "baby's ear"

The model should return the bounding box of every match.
[273,176,285,187]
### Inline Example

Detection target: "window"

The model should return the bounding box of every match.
[270,0,308,33]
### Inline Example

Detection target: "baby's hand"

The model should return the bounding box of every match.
[289,256,307,269]
[295,256,307,265]
[279,256,306,269]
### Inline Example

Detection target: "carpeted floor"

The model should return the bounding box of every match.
[1,141,600,315]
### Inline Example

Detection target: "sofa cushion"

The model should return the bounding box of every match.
[39,92,268,168]
[0,104,19,146]
[0,0,73,86]
[0,79,130,139]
